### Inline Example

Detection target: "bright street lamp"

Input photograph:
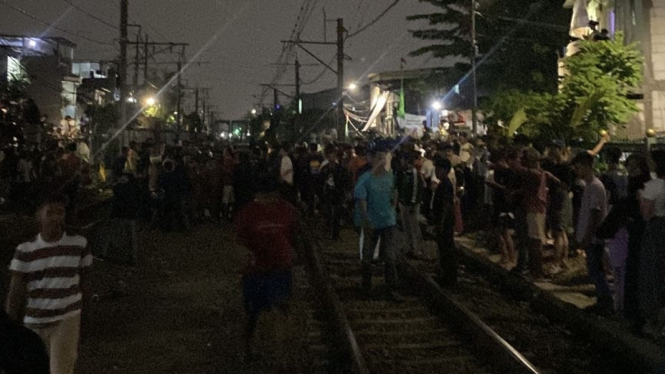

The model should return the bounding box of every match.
[145,97,156,106]
[348,82,358,91]
[431,101,442,111]
[251,109,257,115]
[28,39,37,48]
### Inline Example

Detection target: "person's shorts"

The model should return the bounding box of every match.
[496,212,514,230]
[222,185,234,204]
[548,190,567,233]
[242,269,292,315]
[526,212,546,241]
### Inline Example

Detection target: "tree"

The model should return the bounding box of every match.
[484,33,644,142]
[407,0,570,94]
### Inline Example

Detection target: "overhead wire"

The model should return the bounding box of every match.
[259,0,317,104]
[59,0,119,31]
[347,0,402,39]
[0,0,116,47]
[301,55,336,85]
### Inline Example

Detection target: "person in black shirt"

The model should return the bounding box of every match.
[542,141,575,273]
[320,145,351,239]
[486,149,517,268]
[430,158,457,285]
[233,151,256,215]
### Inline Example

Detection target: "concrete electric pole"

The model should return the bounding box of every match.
[471,0,478,135]
[336,18,346,141]
[118,0,128,138]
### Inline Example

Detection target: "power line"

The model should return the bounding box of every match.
[0,0,116,47]
[347,0,401,39]
[261,0,318,105]
[60,0,119,31]
[301,55,335,85]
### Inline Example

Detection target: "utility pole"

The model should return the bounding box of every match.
[194,86,199,115]
[273,87,279,109]
[471,0,478,135]
[295,59,301,112]
[280,22,344,138]
[176,46,184,132]
[133,31,140,88]
[143,34,148,84]
[336,18,346,141]
[118,0,128,138]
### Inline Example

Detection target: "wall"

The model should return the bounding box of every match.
[649,0,665,134]
[22,55,68,123]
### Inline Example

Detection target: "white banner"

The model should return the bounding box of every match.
[397,113,427,138]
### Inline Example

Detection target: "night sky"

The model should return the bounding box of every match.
[0,0,445,119]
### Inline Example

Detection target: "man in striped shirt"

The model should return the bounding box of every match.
[5,195,92,374]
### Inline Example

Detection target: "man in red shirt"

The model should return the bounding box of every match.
[234,168,300,361]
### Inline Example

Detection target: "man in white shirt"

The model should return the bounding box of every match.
[5,195,91,374]
[571,152,611,313]
[279,146,293,185]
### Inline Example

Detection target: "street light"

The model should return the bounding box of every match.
[348,82,358,91]
[28,39,37,48]
[145,97,156,106]
[251,109,257,115]
[432,101,442,111]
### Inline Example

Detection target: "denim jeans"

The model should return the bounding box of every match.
[361,225,398,291]
[585,242,612,300]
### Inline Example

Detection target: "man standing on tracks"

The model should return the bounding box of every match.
[234,168,301,361]
[5,195,92,374]
[355,150,405,303]
[396,150,426,259]
[430,158,458,285]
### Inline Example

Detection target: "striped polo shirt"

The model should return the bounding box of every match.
[9,233,92,325]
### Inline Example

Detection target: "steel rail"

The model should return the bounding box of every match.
[301,223,370,374]
[398,261,541,374]
[303,218,541,373]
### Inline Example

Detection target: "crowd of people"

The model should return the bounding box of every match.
[0,138,90,218]
[105,130,665,340]
[6,126,665,371]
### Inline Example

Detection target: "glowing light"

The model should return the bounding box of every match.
[145,97,156,106]
[431,101,442,111]
[348,82,358,91]
[28,39,37,48]
[251,109,257,115]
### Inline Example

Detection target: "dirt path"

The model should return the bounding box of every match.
[78,223,318,374]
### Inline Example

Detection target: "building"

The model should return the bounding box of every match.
[0,35,80,125]
[73,61,116,107]
[367,67,478,136]
[565,0,665,138]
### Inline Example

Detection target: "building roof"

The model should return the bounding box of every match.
[367,67,453,83]
[0,35,77,48]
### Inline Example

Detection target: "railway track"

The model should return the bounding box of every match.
[302,224,540,374]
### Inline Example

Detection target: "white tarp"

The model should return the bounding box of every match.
[569,0,590,38]
[362,91,390,132]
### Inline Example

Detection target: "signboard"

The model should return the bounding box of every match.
[397,113,427,137]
